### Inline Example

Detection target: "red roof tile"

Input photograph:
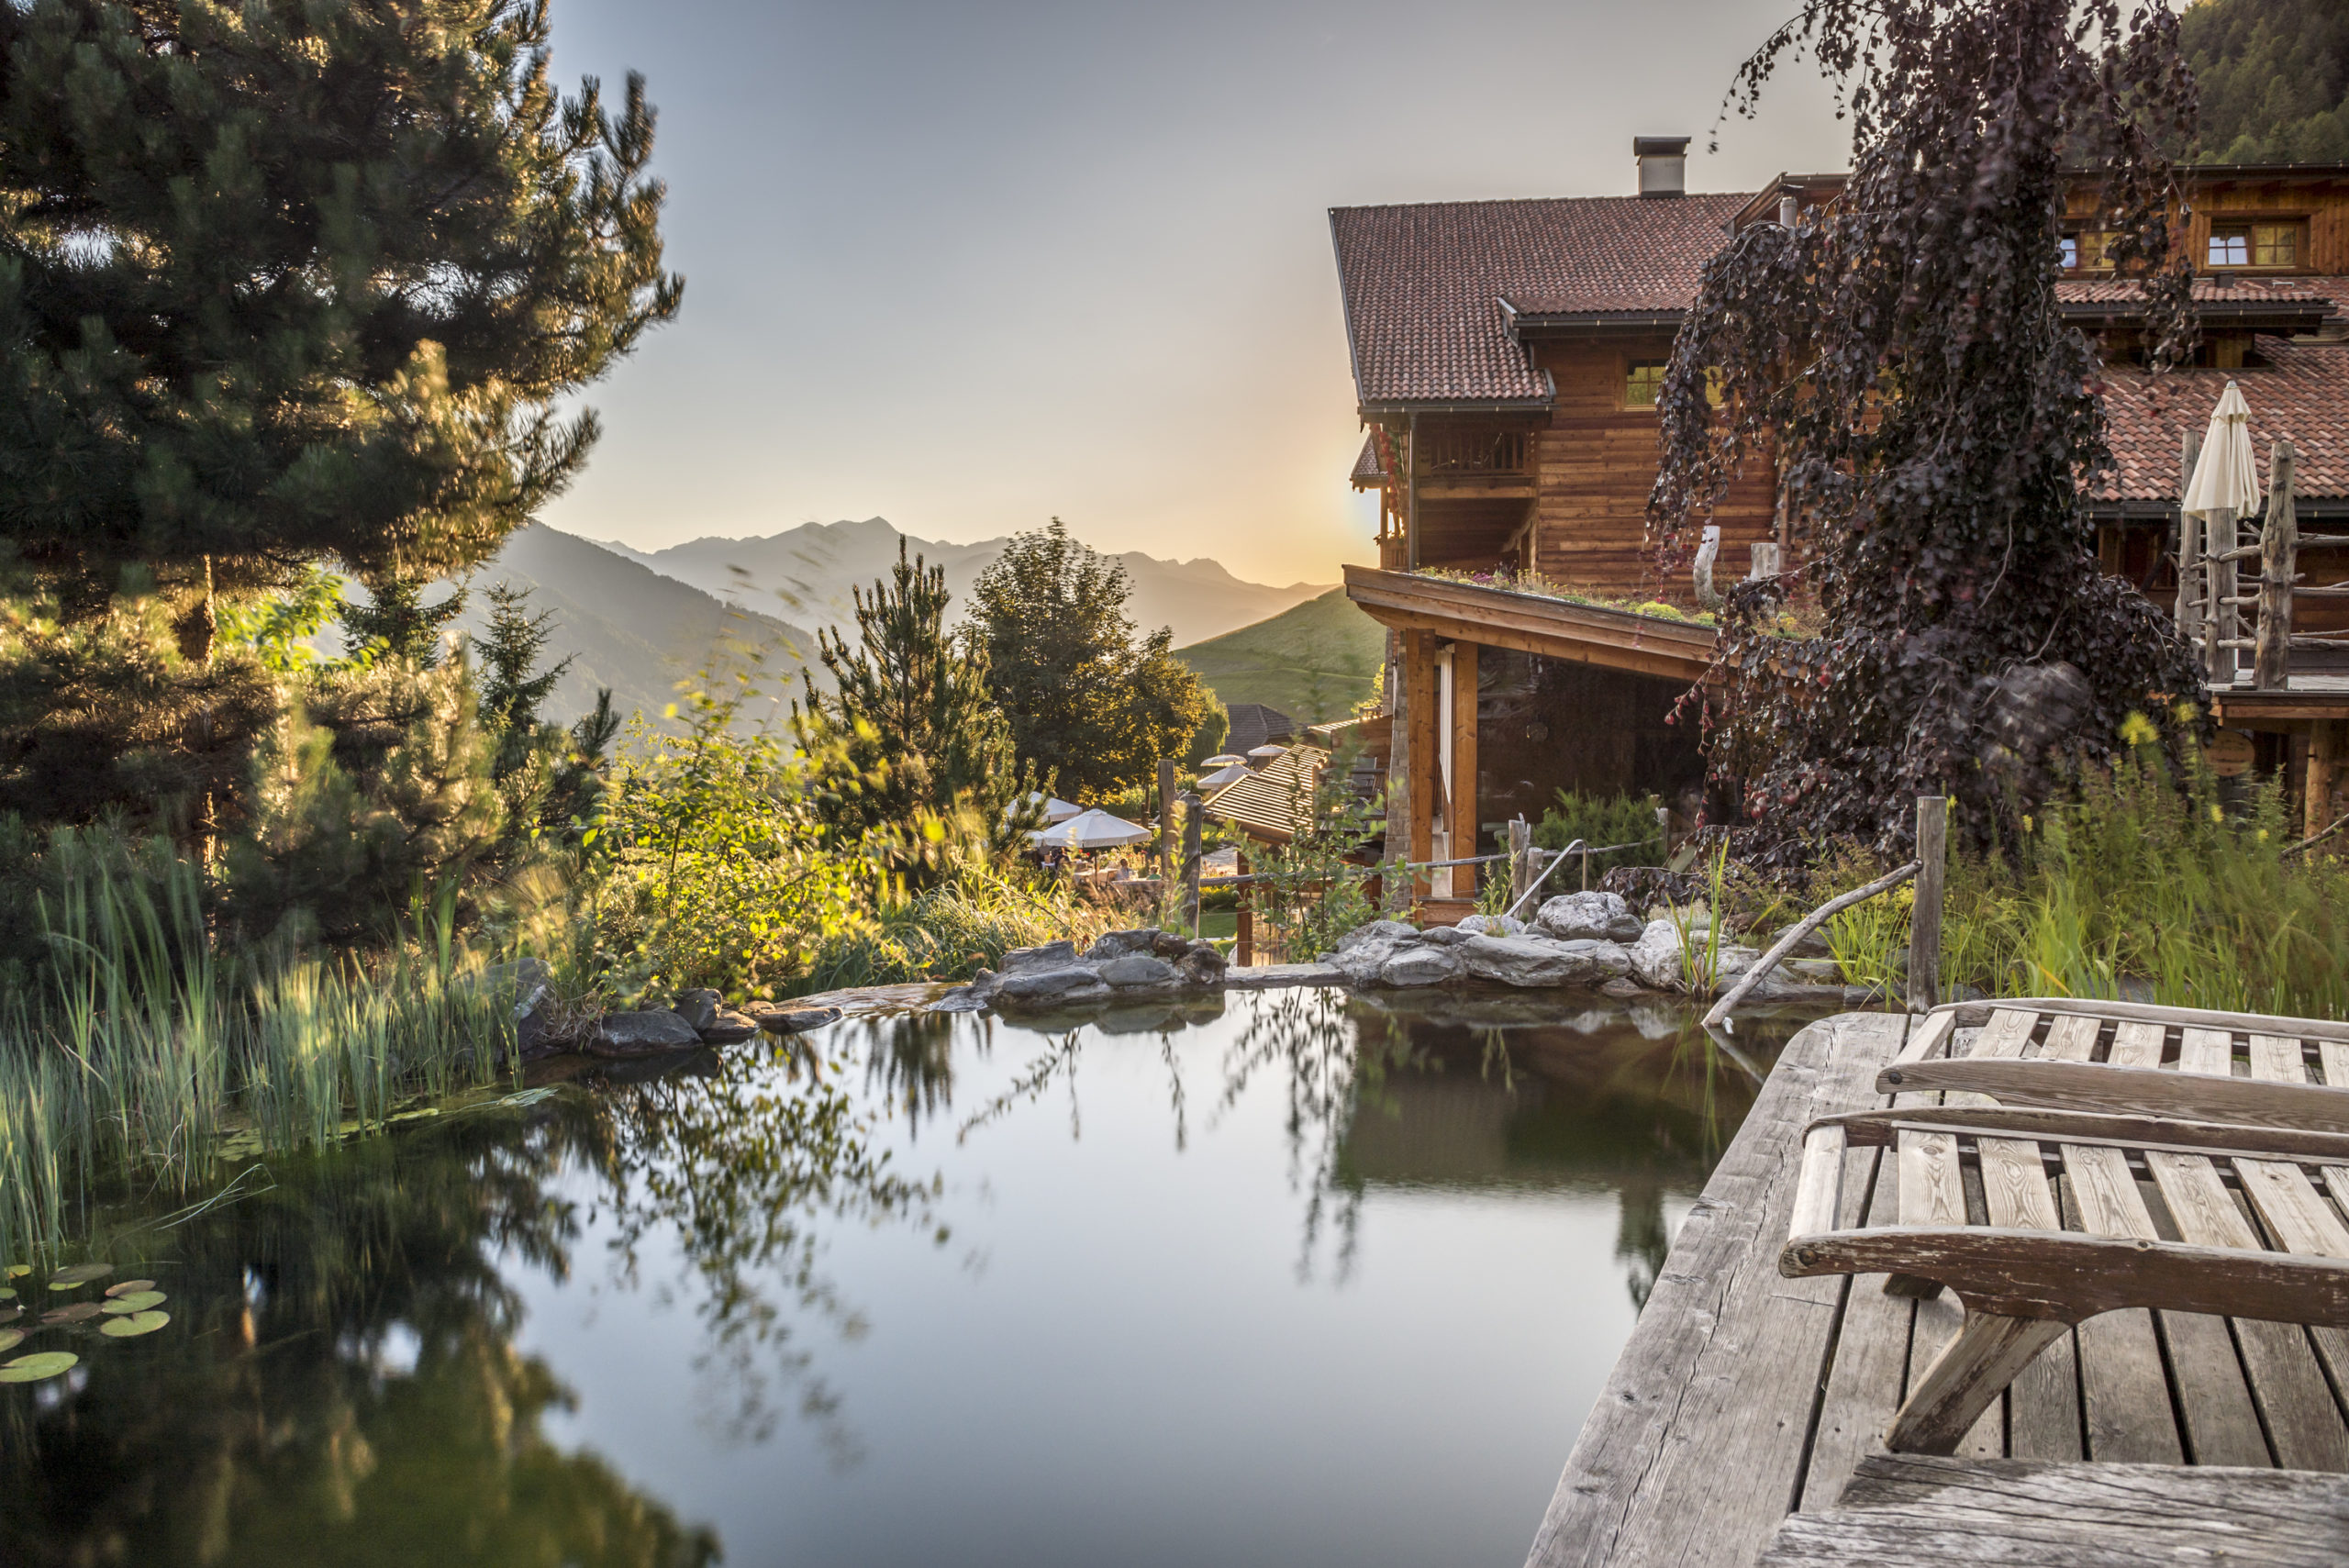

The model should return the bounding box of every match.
[2058,276,2338,306]
[1330,194,1751,409]
[2098,340,2349,506]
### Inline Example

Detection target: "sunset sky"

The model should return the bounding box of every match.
[544,0,1853,587]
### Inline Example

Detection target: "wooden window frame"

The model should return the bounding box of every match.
[1621,356,1667,411]
[2205,216,2309,272]
[2060,228,2119,272]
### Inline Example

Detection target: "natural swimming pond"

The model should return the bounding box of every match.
[0,987,1831,1567]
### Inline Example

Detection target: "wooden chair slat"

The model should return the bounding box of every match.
[2146,1152,2264,1251]
[2039,1014,2101,1062]
[1898,1132,1968,1228]
[2236,1159,2349,1260]
[2107,1020,2166,1069]
[2179,1027,2236,1077]
[2251,1033,2311,1085]
[2059,1144,2159,1240]
[1979,1139,2063,1230]
[2321,1040,2349,1091]
[1981,1009,2040,1059]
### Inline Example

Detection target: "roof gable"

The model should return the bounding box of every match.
[1329,193,1750,410]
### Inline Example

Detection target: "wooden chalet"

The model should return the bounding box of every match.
[1330,146,2349,916]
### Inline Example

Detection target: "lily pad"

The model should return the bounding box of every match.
[48,1263,111,1289]
[0,1307,19,1326]
[41,1302,101,1325]
[99,1311,168,1339]
[0,1351,77,1382]
[0,1329,19,1355]
[5,1265,27,1279]
[0,1287,13,1300]
[102,1280,156,1299]
[101,1292,165,1315]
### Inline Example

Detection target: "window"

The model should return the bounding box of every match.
[1625,361,1666,406]
[2061,229,2117,271]
[2208,220,2301,269]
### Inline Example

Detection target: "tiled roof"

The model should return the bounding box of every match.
[1204,745,1326,845]
[1224,703,1297,754]
[2097,340,2349,505]
[1330,194,1751,408]
[2058,276,2338,306]
[1351,434,1387,487]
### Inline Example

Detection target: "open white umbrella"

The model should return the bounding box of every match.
[1009,792,1084,824]
[1196,764,1250,792]
[1201,753,1248,768]
[1030,808,1153,851]
[2184,381,2263,523]
[1244,744,1288,764]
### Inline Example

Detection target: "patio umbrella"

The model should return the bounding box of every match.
[1244,744,1288,764]
[2184,380,2263,522]
[1031,808,1154,851]
[1196,764,1250,791]
[1009,792,1084,824]
[1201,753,1248,768]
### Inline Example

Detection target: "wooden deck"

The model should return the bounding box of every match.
[1523,1010,2349,1568]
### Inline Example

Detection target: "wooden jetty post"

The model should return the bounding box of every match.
[1508,817,1532,909]
[2206,503,2240,683]
[1908,795,1946,1011]
[1180,790,1202,936]
[2255,439,2299,691]
[1157,758,1176,877]
[1235,851,1252,966]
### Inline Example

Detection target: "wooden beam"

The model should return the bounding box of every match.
[2312,722,2341,842]
[1236,850,1252,967]
[1406,629,1437,901]
[1452,641,1479,893]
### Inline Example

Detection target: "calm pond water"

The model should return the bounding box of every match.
[1,987,1827,1567]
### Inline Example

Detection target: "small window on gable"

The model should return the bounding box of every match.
[2209,220,2301,269]
[1625,361,1666,407]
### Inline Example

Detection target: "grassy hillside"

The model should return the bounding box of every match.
[1173,588,1385,725]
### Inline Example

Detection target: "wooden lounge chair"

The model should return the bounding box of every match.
[1779,1000,2349,1454]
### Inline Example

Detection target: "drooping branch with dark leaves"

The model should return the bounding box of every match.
[1652,0,2204,861]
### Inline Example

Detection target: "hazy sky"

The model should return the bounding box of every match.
[544,0,1854,586]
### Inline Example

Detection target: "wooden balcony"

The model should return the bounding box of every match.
[1342,565,1718,684]
[1411,428,1536,501]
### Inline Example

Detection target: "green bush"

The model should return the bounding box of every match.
[1532,790,1664,879]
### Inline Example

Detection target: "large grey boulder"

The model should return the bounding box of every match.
[1085,929,1163,962]
[1001,940,1081,973]
[699,1006,762,1044]
[1627,919,1690,992]
[1455,914,1528,937]
[1419,924,1472,947]
[1536,891,1642,943]
[751,1003,843,1035]
[1337,920,1418,951]
[994,965,1111,1005]
[1459,935,1632,988]
[671,988,722,1034]
[1098,954,1178,988]
[1380,945,1460,987]
[588,1009,704,1057]
[1224,962,1346,989]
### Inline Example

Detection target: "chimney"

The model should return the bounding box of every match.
[1634,136,1689,197]
[1777,193,1798,227]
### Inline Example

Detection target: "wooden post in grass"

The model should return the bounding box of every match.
[1181,791,1203,938]
[2176,428,2203,642]
[1235,850,1253,967]
[1508,817,1531,911]
[1909,795,1947,1012]
[1157,758,1176,878]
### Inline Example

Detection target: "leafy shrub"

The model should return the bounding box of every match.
[1532,790,1664,881]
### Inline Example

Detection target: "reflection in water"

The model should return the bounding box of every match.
[0,990,1831,1568]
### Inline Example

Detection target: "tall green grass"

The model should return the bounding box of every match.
[1806,735,2349,1017]
[0,833,517,1265]
[796,869,1114,993]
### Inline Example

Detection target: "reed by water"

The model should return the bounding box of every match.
[0,834,515,1265]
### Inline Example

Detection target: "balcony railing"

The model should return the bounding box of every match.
[1411,428,1530,476]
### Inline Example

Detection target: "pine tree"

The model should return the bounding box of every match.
[794,539,1041,873]
[477,582,570,766]
[0,0,683,624]
[342,579,469,672]
[964,519,1219,800]
[2184,0,2349,164]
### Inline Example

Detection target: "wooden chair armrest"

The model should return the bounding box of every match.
[1874,1058,2349,1136]
[1814,1105,2349,1163]
[1779,1225,2349,1325]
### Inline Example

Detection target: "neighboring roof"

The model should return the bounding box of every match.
[2056,276,2341,334]
[1204,745,1327,845]
[1224,702,1297,754]
[1329,193,1750,410]
[2097,341,2349,507]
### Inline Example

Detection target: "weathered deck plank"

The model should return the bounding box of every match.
[1523,1013,1912,1568]
[1754,1453,2349,1566]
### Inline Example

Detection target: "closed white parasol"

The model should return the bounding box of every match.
[1031,808,1154,850]
[2183,381,2263,522]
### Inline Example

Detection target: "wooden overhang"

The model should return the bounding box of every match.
[1202,746,1325,846]
[1342,564,1718,684]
